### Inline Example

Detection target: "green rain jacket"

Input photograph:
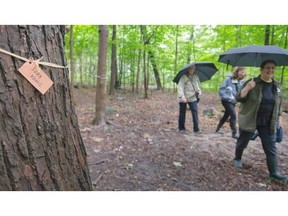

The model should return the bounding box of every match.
[236,75,282,134]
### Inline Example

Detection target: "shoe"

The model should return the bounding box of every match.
[215,130,223,134]
[179,129,185,133]
[250,131,259,140]
[232,130,239,139]
[269,173,288,181]
[194,130,201,134]
[233,159,243,168]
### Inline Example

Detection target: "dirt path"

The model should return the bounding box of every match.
[75,88,288,191]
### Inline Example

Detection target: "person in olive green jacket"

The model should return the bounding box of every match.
[177,64,202,133]
[233,59,287,181]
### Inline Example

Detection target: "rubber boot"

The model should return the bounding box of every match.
[267,156,288,181]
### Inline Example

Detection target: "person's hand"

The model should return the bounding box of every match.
[240,79,256,98]
[278,116,283,127]
[246,79,256,90]
[180,97,187,103]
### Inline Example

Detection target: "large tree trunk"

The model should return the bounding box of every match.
[69,25,75,97]
[0,25,92,191]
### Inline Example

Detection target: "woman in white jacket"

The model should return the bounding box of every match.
[177,64,202,133]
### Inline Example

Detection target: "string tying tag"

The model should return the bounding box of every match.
[0,47,68,69]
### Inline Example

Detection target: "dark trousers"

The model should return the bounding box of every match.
[235,126,277,160]
[178,101,199,132]
[217,100,237,131]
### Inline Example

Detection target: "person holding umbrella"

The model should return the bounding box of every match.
[233,59,288,181]
[215,66,246,139]
[177,63,202,134]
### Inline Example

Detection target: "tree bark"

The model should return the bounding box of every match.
[136,49,141,94]
[69,25,75,97]
[264,25,270,45]
[143,49,148,99]
[0,25,92,191]
[94,25,108,126]
[109,25,118,95]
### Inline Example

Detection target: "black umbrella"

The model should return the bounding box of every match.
[173,62,218,84]
[218,45,288,67]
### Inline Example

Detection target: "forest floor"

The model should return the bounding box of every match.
[74,87,288,191]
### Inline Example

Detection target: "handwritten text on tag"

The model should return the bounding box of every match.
[18,61,53,94]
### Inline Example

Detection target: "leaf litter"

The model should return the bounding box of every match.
[75,88,288,191]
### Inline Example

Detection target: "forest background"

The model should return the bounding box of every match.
[64,25,288,98]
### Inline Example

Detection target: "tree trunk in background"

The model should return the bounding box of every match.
[147,50,162,90]
[187,26,194,63]
[130,49,136,93]
[119,59,123,88]
[236,25,242,46]
[0,25,92,191]
[143,49,148,99]
[109,25,118,95]
[79,55,83,88]
[140,25,162,91]
[174,25,179,93]
[190,26,196,63]
[94,25,108,126]
[271,26,275,45]
[264,25,270,45]
[136,49,141,94]
[69,25,75,97]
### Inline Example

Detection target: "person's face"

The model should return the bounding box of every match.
[238,69,246,80]
[188,66,196,75]
[261,63,276,80]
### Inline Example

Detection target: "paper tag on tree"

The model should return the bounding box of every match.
[18,61,53,94]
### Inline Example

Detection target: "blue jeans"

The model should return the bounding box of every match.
[178,101,199,132]
[235,126,277,160]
